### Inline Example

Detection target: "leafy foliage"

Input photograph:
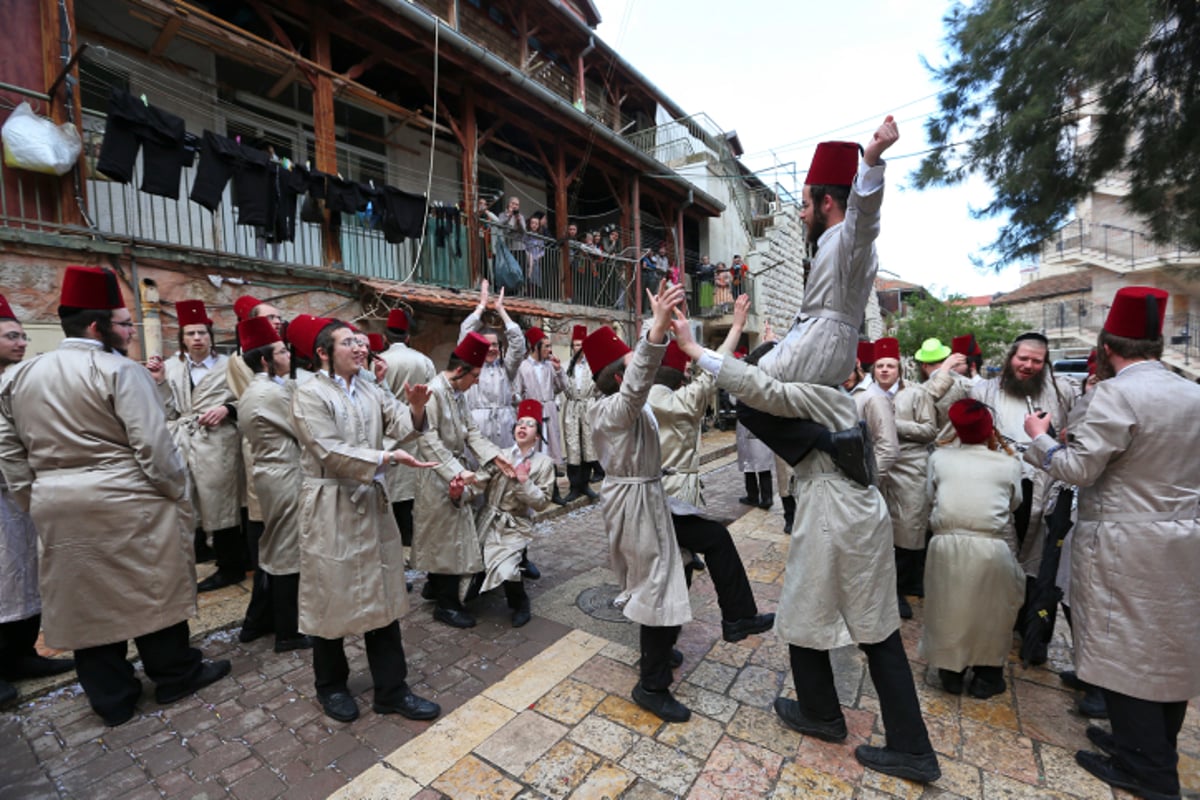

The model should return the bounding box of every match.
[894,294,1026,364]
[915,0,1200,266]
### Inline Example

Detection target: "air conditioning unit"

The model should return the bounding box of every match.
[768,201,780,214]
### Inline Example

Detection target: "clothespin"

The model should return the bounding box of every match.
[306,159,311,171]
[139,93,148,106]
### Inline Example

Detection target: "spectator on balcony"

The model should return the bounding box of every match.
[714,262,733,309]
[581,230,603,307]
[496,196,528,291]
[601,225,623,306]
[694,255,716,310]
[730,255,747,299]
[525,213,547,297]
[477,196,499,282]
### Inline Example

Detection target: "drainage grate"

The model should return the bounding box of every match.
[575,584,631,623]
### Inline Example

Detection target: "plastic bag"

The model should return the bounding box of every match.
[493,236,524,293]
[2,102,82,176]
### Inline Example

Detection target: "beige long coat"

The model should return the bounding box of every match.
[412,373,502,575]
[1025,361,1200,702]
[471,445,555,592]
[514,357,567,464]
[290,373,420,639]
[562,356,596,465]
[972,374,1075,575]
[378,343,436,503]
[239,374,301,575]
[714,356,898,649]
[920,445,1024,671]
[226,353,262,522]
[460,312,525,449]
[921,368,972,441]
[856,385,899,479]
[649,370,715,506]
[0,465,40,623]
[593,339,691,628]
[0,341,195,650]
[883,384,938,550]
[162,355,242,532]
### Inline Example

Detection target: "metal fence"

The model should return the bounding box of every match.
[1042,219,1198,267]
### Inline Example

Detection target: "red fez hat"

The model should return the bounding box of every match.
[61,266,125,310]
[581,326,631,376]
[873,337,900,361]
[806,141,858,186]
[572,324,587,342]
[453,331,490,368]
[238,316,281,352]
[525,327,546,348]
[1103,286,1168,340]
[948,398,994,445]
[234,296,262,322]
[1087,348,1097,376]
[0,293,16,321]
[517,398,543,422]
[285,314,330,361]
[662,340,689,372]
[367,333,386,353]
[951,333,982,356]
[176,300,212,327]
[386,308,409,332]
[856,340,875,366]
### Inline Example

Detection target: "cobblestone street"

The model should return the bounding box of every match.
[2,432,1198,799]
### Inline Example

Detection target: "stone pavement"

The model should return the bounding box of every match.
[2,429,1198,799]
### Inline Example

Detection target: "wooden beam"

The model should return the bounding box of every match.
[266,64,298,98]
[248,0,295,52]
[149,11,185,57]
[342,52,382,82]
[310,5,341,267]
[461,87,481,284]
[41,0,83,227]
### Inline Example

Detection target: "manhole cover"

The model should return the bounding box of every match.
[575,584,631,623]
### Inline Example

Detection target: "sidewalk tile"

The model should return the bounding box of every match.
[431,755,521,799]
[960,693,1021,732]
[770,761,855,799]
[520,739,599,799]
[565,760,634,799]
[859,766,925,799]
[724,704,801,758]
[656,712,725,760]
[980,771,1083,798]
[704,640,754,669]
[687,735,782,798]
[1037,740,1114,798]
[534,678,607,725]
[326,763,420,800]
[594,695,664,737]
[385,695,514,785]
[930,753,983,798]
[727,664,782,708]
[960,717,1039,785]
[567,714,642,760]
[476,710,568,775]
[686,660,738,694]
[618,737,702,796]
[572,655,640,697]
[674,682,740,723]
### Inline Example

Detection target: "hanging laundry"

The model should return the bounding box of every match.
[381,185,426,244]
[263,162,308,244]
[324,175,364,214]
[188,131,271,227]
[96,88,187,199]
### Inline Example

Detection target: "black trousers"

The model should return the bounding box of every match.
[73,621,202,722]
[671,514,758,622]
[212,525,248,579]
[503,579,528,609]
[1104,689,1187,795]
[269,572,302,641]
[392,499,415,548]
[789,630,932,754]
[241,519,272,635]
[894,546,925,597]
[0,614,41,678]
[311,620,409,706]
[426,573,464,611]
[639,624,682,691]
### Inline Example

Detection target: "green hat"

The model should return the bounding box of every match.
[914,337,951,363]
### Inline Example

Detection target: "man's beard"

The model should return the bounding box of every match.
[1000,360,1046,398]
[1094,347,1116,381]
[100,323,128,356]
[806,207,828,248]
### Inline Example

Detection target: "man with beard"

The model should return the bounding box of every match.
[1025,287,1200,800]
[0,267,229,726]
[970,332,1074,663]
[459,281,526,450]
[0,295,76,709]
[160,300,246,592]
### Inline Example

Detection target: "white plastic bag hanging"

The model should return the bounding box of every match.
[2,102,82,176]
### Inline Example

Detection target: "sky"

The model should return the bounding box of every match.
[590,0,1028,298]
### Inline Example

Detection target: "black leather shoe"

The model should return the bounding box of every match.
[722,613,775,643]
[197,571,243,593]
[274,635,314,653]
[462,572,485,605]
[968,674,1006,699]
[0,679,17,710]
[520,559,541,581]
[511,600,532,628]
[156,659,232,705]
[1086,725,1116,757]
[669,649,684,669]
[1075,750,1180,800]
[737,495,759,506]
[855,745,941,783]
[238,626,271,644]
[898,595,913,619]
[1078,686,1108,719]
[773,697,847,742]
[420,581,435,601]
[562,489,583,503]
[938,669,965,695]
[1059,669,1085,690]
[374,692,440,720]
[319,691,359,723]
[582,485,599,500]
[102,705,137,727]
[433,607,476,629]
[3,654,76,680]
[632,684,690,723]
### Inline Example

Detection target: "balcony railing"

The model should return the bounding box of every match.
[1042,219,1199,268]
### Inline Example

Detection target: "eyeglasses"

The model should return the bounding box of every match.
[1,332,29,342]
[515,419,538,428]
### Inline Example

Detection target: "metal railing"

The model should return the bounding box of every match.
[1163,312,1199,366]
[1042,219,1200,268]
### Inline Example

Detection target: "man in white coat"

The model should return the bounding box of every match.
[459,281,525,450]
[290,319,440,724]
[514,326,567,505]
[1025,287,1200,800]
[0,267,230,727]
[0,294,75,709]
[672,312,940,784]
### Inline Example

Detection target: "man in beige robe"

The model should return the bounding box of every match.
[290,318,439,724]
[160,299,245,592]
[561,325,600,501]
[672,315,940,784]
[0,267,229,727]
[413,331,511,628]
[1025,287,1200,800]
[0,295,75,709]
[459,281,525,449]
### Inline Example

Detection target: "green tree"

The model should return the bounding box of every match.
[895,294,1025,364]
[914,0,1200,266]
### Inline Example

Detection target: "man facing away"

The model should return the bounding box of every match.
[1025,287,1200,800]
[0,266,230,727]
